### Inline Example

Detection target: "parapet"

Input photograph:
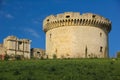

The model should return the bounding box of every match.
[43,12,111,32]
[4,36,31,43]
[19,39,31,43]
[4,36,18,41]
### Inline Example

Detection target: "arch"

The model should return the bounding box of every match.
[85,19,88,25]
[74,19,77,25]
[57,21,60,26]
[65,19,68,26]
[79,19,82,25]
[68,19,71,25]
[82,19,86,25]
[91,20,94,25]
[62,20,65,26]
[60,20,62,26]
[52,21,55,27]
[88,19,91,25]
[77,19,80,25]
[93,20,96,26]
[71,19,74,25]
[54,21,57,27]
[76,19,79,25]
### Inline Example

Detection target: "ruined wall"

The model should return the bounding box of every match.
[43,12,111,59]
[3,36,31,59]
[31,48,45,59]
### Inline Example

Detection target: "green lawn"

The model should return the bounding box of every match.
[0,59,120,80]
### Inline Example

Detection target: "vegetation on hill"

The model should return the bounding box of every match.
[0,59,120,80]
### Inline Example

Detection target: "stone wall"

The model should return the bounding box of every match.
[31,48,45,59]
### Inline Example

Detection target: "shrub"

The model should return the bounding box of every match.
[4,54,10,60]
[15,55,24,60]
[53,54,57,59]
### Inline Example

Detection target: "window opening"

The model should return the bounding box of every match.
[100,46,103,52]
[85,46,88,58]
[18,41,22,45]
[50,33,52,38]
[37,52,40,54]
[92,15,96,18]
[66,15,70,18]
[47,19,49,22]
[18,41,22,50]
[100,32,102,37]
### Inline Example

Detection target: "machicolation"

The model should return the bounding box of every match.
[43,12,111,32]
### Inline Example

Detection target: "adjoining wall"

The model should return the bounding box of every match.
[0,45,6,60]
[31,48,45,59]
[43,12,111,59]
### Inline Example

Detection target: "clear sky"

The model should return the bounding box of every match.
[0,0,120,57]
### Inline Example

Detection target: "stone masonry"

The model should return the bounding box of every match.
[3,36,31,59]
[31,48,45,59]
[43,12,111,59]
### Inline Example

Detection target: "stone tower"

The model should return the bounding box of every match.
[43,12,111,59]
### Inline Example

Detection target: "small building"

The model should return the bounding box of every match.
[31,48,45,59]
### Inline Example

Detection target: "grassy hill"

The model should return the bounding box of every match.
[0,59,120,80]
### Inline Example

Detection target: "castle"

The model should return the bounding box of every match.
[0,12,112,60]
[43,12,111,59]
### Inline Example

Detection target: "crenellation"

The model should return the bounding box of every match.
[43,12,111,33]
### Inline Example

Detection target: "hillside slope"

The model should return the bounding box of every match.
[0,59,120,80]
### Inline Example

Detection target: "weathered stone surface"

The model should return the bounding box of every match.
[43,12,111,59]
[31,48,45,59]
[3,36,31,59]
[0,44,6,60]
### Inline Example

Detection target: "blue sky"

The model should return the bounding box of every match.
[0,0,120,57]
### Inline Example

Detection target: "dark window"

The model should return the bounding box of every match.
[85,46,88,58]
[18,41,22,45]
[37,52,40,56]
[18,41,22,50]
[100,32,102,37]
[50,33,52,38]
[100,46,103,52]
[47,19,49,22]
[37,52,40,54]
[66,15,70,18]
[92,15,96,18]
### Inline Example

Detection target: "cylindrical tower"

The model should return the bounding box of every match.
[43,12,111,59]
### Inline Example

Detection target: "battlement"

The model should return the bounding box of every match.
[43,12,111,32]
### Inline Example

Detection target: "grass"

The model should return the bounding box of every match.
[0,58,120,80]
